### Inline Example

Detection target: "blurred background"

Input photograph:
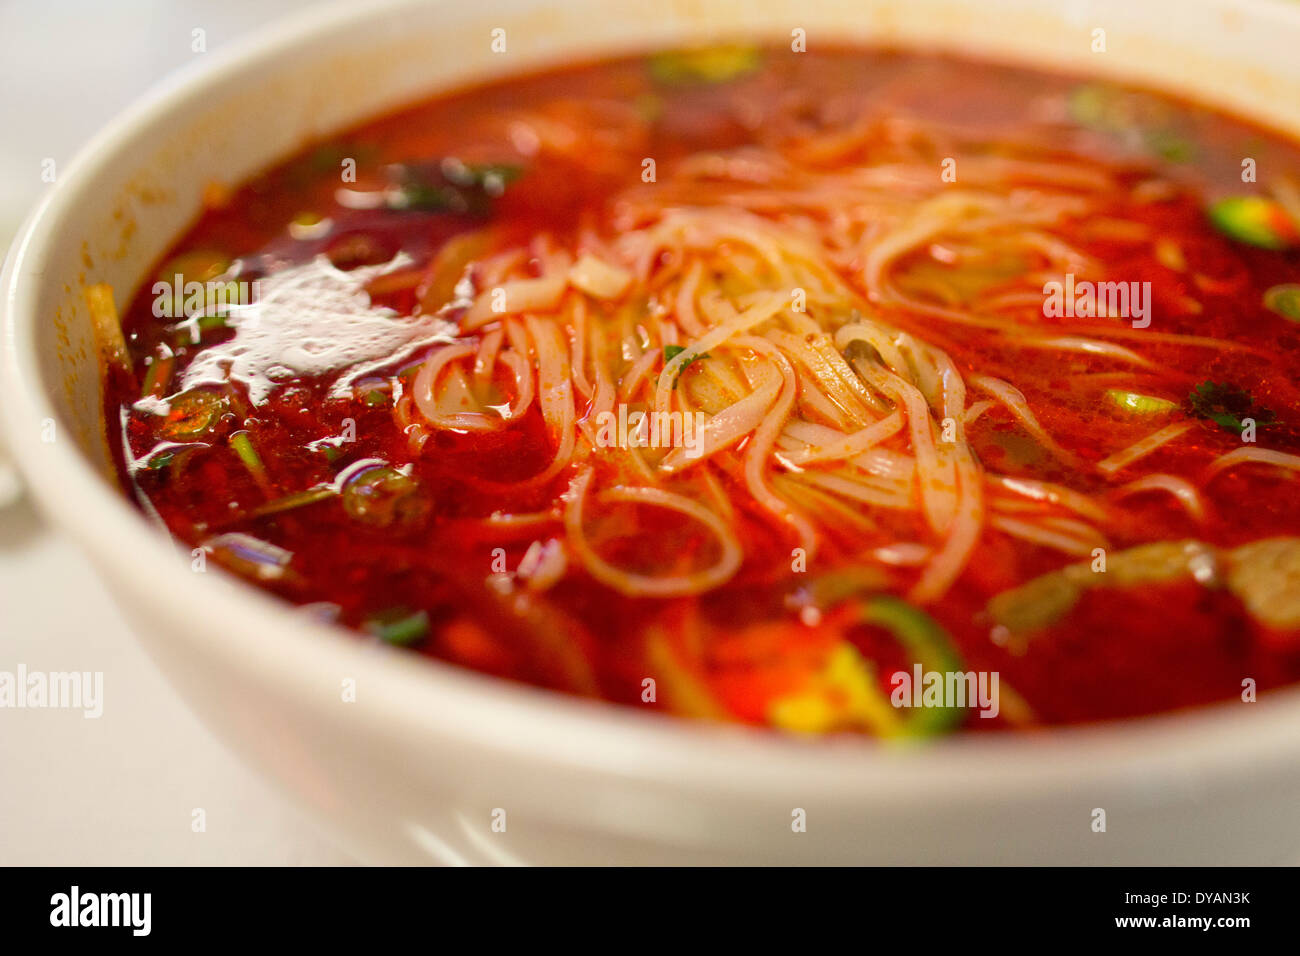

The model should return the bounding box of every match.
[0,0,351,865]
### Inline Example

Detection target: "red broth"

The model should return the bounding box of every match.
[103,47,1300,735]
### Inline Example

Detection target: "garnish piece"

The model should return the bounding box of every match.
[84,283,131,377]
[157,387,229,441]
[385,159,523,214]
[289,211,331,241]
[1067,83,1197,163]
[776,583,967,737]
[1185,381,1274,435]
[662,344,709,388]
[1227,538,1300,631]
[1264,284,1300,322]
[229,430,272,493]
[204,533,293,582]
[168,310,232,349]
[246,485,337,520]
[140,346,175,399]
[988,540,1220,637]
[364,607,430,647]
[1207,196,1299,250]
[649,46,762,86]
[342,465,429,528]
[155,249,230,285]
[1105,389,1178,415]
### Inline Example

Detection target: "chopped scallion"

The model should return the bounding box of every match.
[246,484,337,520]
[364,607,430,647]
[140,347,175,399]
[229,430,272,492]
[1264,284,1300,322]
[1207,196,1299,250]
[1105,390,1178,415]
[649,46,761,86]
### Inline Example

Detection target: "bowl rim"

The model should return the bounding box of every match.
[5,0,1300,805]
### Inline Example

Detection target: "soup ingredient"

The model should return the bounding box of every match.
[229,431,272,493]
[85,284,131,377]
[156,249,231,285]
[1264,284,1300,322]
[384,159,522,214]
[649,45,761,85]
[1207,196,1299,249]
[341,464,429,528]
[661,344,710,387]
[988,540,1220,636]
[364,607,431,646]
[156,388,229,442]
[1226,539,1300,630]
[1185,381,1274,435]
[1105,390,1178,415]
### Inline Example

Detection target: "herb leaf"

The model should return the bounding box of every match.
[1185,381,1275,435]
[662,344,709,389]
[386,159,524,214]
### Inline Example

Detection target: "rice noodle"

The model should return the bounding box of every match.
[782,411,904,466]
[1097,421,1195,475]
[989,475,1109,523]
[564,468,742,596]
[391,99,1264,609]
[990,515,1099,557]
[1112,473,1207,521]
[1205,447,1300,479]
[733,336,819,557]
[969,375,1079,466]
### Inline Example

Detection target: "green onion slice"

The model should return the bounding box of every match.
[1207,196,1299,250]
[229,430,272,493]
[1105,390,1178,415]
[649,46,761,86]
[364,607,430,647]
[1264,284,1300,322]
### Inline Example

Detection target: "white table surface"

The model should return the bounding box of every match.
[0,0,353,866]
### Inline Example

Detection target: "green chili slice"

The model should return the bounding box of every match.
[157,388,228,442]
[364,607,430,647]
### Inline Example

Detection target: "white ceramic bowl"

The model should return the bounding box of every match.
[5,0,1300,864]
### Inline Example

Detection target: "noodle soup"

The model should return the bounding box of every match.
[100,47,1300,735]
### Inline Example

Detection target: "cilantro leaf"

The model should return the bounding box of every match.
[1185,381,1274,435]
[662,344,709,389]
